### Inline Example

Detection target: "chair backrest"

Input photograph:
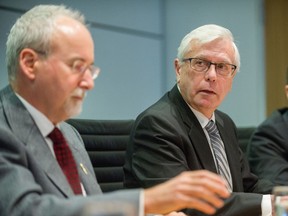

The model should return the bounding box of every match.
[67,118,255,192]
[236,126,256,154]
[66,119,134,192]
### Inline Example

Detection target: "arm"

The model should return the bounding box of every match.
[125,111,266,215]
[0,125,230,216]
[125,113,191,188]
[0,126,141,216]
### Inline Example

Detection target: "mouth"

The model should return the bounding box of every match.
[72,90,86,101]
[73,95,84,101]
[199,89,216,95]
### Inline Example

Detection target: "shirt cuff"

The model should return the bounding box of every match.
[261,194,272,216]
[140,189,144,216]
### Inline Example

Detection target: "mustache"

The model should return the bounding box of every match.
[71,88,87,99]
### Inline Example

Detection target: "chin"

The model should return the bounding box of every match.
[65,104,82,119]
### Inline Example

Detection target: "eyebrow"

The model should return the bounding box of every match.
[194,56,232,64]
[67,57,94,66]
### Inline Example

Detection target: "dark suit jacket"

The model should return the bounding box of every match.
[248,107,288,189]
[0,85,140,216]
[124,85,272,216]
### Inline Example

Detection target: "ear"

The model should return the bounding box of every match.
[19,48,40,80]
[174,58,181,83]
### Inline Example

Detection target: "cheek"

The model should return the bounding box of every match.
[226,79,233,91]
[187,73,201,89]
[182,75,199,98]
[220,78,233,96]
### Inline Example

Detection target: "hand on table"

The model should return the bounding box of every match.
[144,170,230,215]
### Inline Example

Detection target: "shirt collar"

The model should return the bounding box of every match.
[190,106,215,129]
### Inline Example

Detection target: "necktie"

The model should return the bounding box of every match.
[48,127,82,195]
[205,120,233,192]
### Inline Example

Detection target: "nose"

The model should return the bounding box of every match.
[205,64,217,82]
[79,70,95,90]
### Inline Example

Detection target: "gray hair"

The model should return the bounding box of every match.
[6,4,86,84]
[177,24,240,72]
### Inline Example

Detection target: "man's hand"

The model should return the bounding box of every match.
[144,170,230,215]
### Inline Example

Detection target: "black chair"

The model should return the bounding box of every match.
[67,118,255,192]
[237,127,256,154]
[66,119,134,192]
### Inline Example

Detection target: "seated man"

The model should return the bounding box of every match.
[247,71,288,189]
[0,5,230,216]
[123,24,274,216]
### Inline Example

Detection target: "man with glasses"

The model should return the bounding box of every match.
[0,5,231,216]
[124,24,274,215]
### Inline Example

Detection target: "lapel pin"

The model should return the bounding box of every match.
[80,163,88,175]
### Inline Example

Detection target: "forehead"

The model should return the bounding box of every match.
[188,38,235,63]
[50,16,94,61]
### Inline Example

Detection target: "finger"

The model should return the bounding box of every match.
[176,193,221,215]
[176,174,229,199]
[197,176,230,198]
[174,184,226,209]
[188,170,228,187]
[182,171,230,198]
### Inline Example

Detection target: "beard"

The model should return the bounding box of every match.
[64,88,87,119]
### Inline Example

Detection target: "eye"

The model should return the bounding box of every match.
[194,59,206,67]
[72,60,87,74]
[216,63,227,70]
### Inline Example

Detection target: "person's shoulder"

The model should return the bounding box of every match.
[61,120,75,129]
[214,110,237,131]
[247,108,287,138]
[250,108,288,142]
[136,92,171,118]
[258,107,288,128]
[273,107,288,117]
[60,121,81,138]
[215,109,233,121]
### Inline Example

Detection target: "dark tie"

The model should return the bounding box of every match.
[205,120,233,192]
[48,127,82,195]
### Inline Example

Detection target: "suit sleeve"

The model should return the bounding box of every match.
[184,192,262,216]
[125,112,264,216]
[0,126,141,216]
[126,113,190,188]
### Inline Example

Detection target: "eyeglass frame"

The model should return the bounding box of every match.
[33,49,100,80]
[71,60,100,80]
[181,57,237,77]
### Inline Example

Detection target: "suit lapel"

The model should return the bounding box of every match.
[189,122,218,172]
[61,123,102,194]
[0,86,74,197]
[169,85,218,173]
[27,126,74,197]
[75,156,102,195]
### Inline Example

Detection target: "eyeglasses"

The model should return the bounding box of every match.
[34,49,100,80]
[71,60,100,80]
[182,57,237,77]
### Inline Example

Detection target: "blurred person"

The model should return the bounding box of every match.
[124,24,274,216]
[247,70,288,190]
[0,5,230,216]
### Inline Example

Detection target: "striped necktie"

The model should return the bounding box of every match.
[205,120,233,192]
